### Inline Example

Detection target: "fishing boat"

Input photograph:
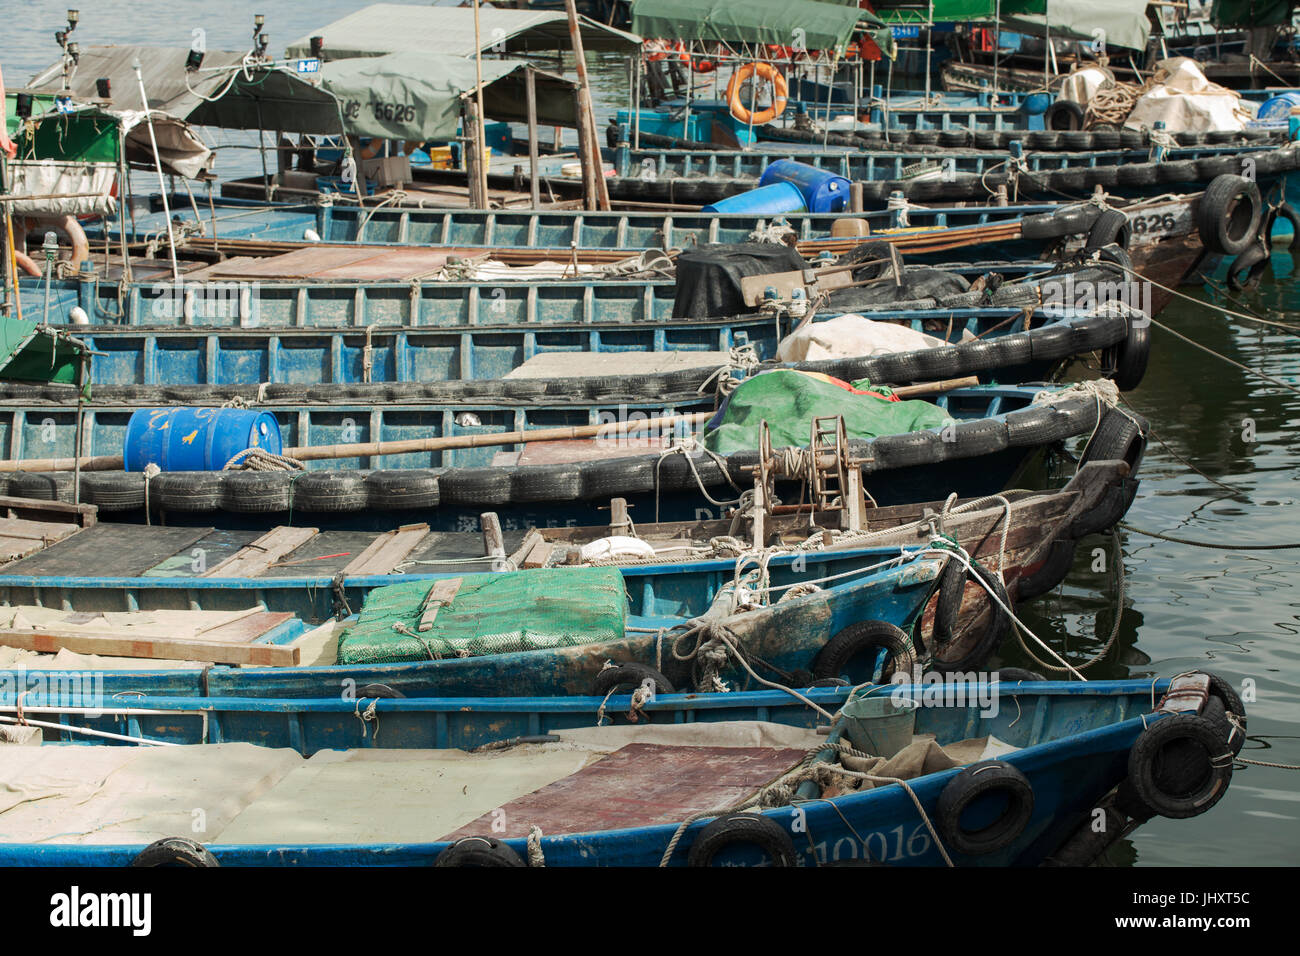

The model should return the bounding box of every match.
[0,675,1244,866]
[0,459,1136,691]
[0,382,1146,531]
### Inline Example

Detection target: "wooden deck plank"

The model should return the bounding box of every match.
[203,526,320,578]
[0,524,212,578]
[441,744,804,840]
[342,524,430,576]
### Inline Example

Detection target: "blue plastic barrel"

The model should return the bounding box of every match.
[124,408,283,472]
[1256,92,1300,123]
[757,160,852,213]
[702,181,806,215]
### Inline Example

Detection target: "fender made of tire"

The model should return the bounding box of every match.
[1203,671,1248,757]
[1197,174,1262,256]
[936,760,1035,856]
[1268,201,1300,252]
[130,837,220,867]
[1015,537,1078,601]
[1045,100,1085,131]
[812,620,915,683]
[1105,312,1152,392]
[929,560,1011,673]
[1085,209,1132,252]
[432,836,527,867]
[686,812,798,867]
[1126,714,1233,819]
[592,662,676,697]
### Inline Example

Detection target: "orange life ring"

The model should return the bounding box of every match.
[726,62,788,126]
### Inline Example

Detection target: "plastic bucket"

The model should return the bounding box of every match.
[840,695,917,759]
[1023,92,1051,116]
[124,407,283,472]
[702,181,806,215]
[758,159,851,213]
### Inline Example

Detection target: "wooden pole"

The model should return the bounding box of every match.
[464,100,488,209]
[526,66,541,209]
[572,88,596,210]
[564,0,610,210]
[471,0,491,208]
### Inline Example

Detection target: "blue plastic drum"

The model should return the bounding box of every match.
[702,181,807,215]
[758,160,852,213]
[124,407,283,472]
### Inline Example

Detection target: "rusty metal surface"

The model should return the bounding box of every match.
[441,743,804,840]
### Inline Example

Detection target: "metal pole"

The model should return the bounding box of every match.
[132,59,180,281]
[0,152,11,318]
[992,0,1001,98]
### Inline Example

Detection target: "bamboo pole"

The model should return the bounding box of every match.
[0,411,715,473]
[471,0,491,208]
[526,67,541,209]
[564,0,610,211]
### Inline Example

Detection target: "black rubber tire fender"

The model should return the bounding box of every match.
[83,471,146,511]
[1196,174,1263,256]
[1015,537,1078,601]
[292,471,368,512]
[932,555,968,646]
[1045,99,1085,131]
[1080,406,1146,476]
[592,662,676,697]
[686,812,798,867]
[1203,672,1247,757]
[432,837,527,867]
[366,470,440,509]
[1116,163,1156,188]
[8,472,74,502]
[1085,209,1132,252]
[812,620,915,684]
[222,471,291,513]
[153,472,222,512]
[1107,311,1152,392]
[929,559,1011,673]
[1126,714,1233,819]
[936,760,1035,855]
[130,837,220,867]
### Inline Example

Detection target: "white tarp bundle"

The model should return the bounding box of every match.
[2,159,116,216]
[1125,58,1256,134]
[1059,67,1111,107]
[777,314,965,363]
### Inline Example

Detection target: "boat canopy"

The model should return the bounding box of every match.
[27,47,578,143]
[875,1,1047,20]
[629,0,896,56]
[284,4,642,59]
[999,0,1153,53]
[1212,0,1296,27]
[0,317,86,387]
[6,88,214,181]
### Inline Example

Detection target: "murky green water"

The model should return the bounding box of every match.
[4,1,1298,866]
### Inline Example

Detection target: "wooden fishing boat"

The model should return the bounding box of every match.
[0,675,1243,866]
[0,384,1147,530]
[0,459,1137,697]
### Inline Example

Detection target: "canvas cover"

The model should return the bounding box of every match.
[631,0,895,56]
[1000,0,1152,52]
[1125,59,1255,133]
[776,315,953,362]
[0,316,85,385]
[1212,0,1294,27]
[701,369,954,455]
[336,567,628,665]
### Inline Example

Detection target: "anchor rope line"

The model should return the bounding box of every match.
[1119,522,1300,550]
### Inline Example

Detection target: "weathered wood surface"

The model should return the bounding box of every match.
[0,524,212,578]
[342,524,430,576]
[204,527,320,578]
[442,744,804,840]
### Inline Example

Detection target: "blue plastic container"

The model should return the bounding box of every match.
[1256,92,1300,123]
[702,181,806,215]
[125,408,283,472]
[757,160,851,213]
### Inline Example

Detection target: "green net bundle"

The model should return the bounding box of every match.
[336,567,629,665]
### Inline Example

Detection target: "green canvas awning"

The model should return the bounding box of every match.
[1000,0,1153,52]
[0,317,85,386]
[28,47,579,143]
[285,4,642,59]
[4,95,121,164]
[630,0,893,56]
[927,1,1047,18]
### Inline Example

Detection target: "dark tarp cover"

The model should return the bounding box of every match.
[631,0,895,55]
[1212,0,1295,27]
[672,242,807,319]
[702,369,953,455]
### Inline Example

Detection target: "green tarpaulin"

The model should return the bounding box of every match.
[337,567,628,665]
[702,370,953,456]
[1000,0,1152,52]
[631,0,893,56]
[1212,0,1295,27]
[922,1,1048,19]
[5,95,121,164]
[0,316,85,386]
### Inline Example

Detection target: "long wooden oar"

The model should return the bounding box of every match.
[0,377,979,473]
